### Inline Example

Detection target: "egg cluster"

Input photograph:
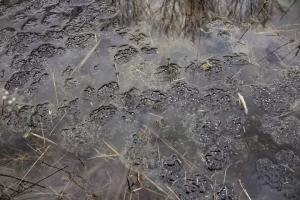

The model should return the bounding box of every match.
[2,89,16,105]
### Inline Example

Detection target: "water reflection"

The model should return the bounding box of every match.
[109,0,287,41]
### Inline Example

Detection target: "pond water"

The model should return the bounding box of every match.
[0,0,300,199]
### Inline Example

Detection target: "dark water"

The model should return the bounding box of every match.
[0,0,300,199]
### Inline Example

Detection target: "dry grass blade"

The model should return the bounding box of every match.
[238,179,252,200]
[49,112,67,136]
[52,72,59,106]
[71,39,101,76]
[15,146,50,190]
[238,93,248,114]
[167,186,180,200]
[103,141,120,155]
[148,128,197,170]
[88,154,119,160]
[223,163,232,185]
[143,175,174,200]
[143,188,168,198]
[29,132,57,145]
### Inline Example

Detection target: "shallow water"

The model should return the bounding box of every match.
[0,0,300,199]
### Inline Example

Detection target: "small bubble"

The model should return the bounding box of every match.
[2,96,7,100]
[12,97,16,101]
[8,100,12,104]
[4,91,9,95]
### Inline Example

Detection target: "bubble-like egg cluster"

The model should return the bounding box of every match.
[2,89,16,105]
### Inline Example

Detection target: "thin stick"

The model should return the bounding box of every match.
[280,0,298,20]
[238,179,252,200]
[42,162,89,195]
[15,146,50,190]
[237,26,250,42]
[237,0,268,42]
[259,40,294,61]
[12,166,68,197]
[281,44,300,60]
[71,39,101,76]
[0,174,44,188]
[52,72,59,106]
[0,159,13,166]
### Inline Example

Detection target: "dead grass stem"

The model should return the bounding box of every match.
[71,39,101,76]
[15,146,50,191]
[238,179,252,200]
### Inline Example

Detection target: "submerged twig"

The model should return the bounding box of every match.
[280,0,298,20]
[259,40,294,61]
[237,0,269,42]
[281,44,300,60]
[42,162,90,195]
[0,174,44,188]
[12,165,68,197]
[237,26,250,42]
